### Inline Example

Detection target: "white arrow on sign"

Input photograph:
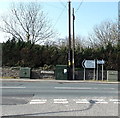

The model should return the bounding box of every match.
[82,59,85,68]
[82,60,96,68]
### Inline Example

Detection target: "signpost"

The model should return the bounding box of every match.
[82,59,105,81]
[82,60,95,68]
[82,60,86,80]
[96,59,105,81]
[82,60,96,80]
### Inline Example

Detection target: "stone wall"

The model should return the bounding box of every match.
[2,67,55,79]
[75,70,107,80]
[2,67,20,78]
[1,67,108,80]
[31,70,55,79]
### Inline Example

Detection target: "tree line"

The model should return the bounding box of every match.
[2,37,119,71]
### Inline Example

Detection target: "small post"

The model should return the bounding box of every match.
[102,62,104,81]
[84,67,86,81]
[96,60,98,81]
[93,59,96,80]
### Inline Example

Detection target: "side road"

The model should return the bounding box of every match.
[0,78,120,84]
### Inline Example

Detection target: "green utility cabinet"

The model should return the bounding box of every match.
[107,70,118,81]
[19,67,31,78]
[55,65,68,80]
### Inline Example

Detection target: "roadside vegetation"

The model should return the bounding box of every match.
[2,36,119,71]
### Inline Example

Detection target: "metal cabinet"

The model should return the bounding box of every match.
[107,70,118,81]
[19,67,31,78]
[55,65,68,80]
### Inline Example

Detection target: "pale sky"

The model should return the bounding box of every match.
[0,0,119,43]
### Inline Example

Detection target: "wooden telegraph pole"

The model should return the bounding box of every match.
[118,1,120,81]
[72,8,75,80]
[68,0,73,80]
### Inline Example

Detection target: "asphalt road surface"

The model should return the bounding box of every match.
[1,79,120,117]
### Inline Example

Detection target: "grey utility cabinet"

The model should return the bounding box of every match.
[19,67,31,78]
[107,70,118,81]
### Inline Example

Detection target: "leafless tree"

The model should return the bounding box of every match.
[57,35,87,49]
[75,35,88,48]
[0,2,54,43]
[88,20,118,48]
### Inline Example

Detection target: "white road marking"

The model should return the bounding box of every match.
[30,99,47,104]
[92,99,108,104]
[54,87,92,90]
[54,99,68,104]
[29,98,119,104]
[30,102,46,104]
[109,99,120,101]
[92,99,104,101]
[102,88,115,90]
[1,87,26,89]
[109,99,120,104]
[94,101,108,104]
[74,99,89,104]
[74,99,108,104]
[54,99,67,101]
[31,99,47,102]
[54,87,115,90]
[113,102,120,104]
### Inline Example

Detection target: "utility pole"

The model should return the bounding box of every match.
[68,0,73,80]
[118,1,120,81]
[72,8,75,80]
[118,1,120,46]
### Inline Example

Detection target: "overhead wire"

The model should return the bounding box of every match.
[53,0,83,30]
[75,0,84,13]
[59,0,67,9]
[52,0,67,28]
[42,2,66,28]
[53,7,66,28]
[43,2,63,10]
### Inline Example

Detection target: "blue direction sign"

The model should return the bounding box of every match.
[82,60,96,68]
[97,60,105,64]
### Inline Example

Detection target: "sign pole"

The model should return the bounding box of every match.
[84,67,85,81]
[96,60,98,81]
[93,67,95,80]
[93,59,96,80]
[102,63,104,81]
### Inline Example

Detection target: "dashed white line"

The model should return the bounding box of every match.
[29,98,119,104]
[109,99,120,104]
[54,87,115,90]
[73,99,89,104]
[113,102,120,104]
[92,99,108,104]
[109,99,120,101]
[1,87,26,89]
[30,99,47,104]
[54,99,68,104]
[54,87,92,90]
